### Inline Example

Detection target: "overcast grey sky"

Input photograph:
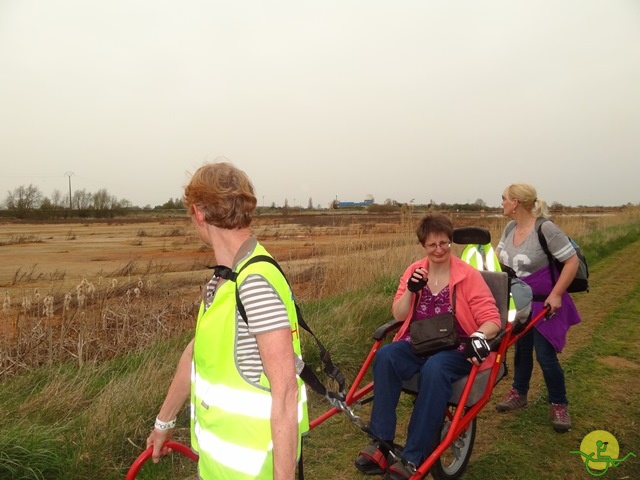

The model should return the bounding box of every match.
[1,0,639,209]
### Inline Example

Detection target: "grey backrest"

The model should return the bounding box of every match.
[448,270,510,406]
[478,270,509,329]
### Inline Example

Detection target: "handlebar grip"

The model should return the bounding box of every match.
[126,441,198,480]
[488,331,505,351]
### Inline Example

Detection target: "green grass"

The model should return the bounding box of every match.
[462,281,640,479]
[2,220,640,479]
[575,220,640,266]
[0,424,68,480]
[0,335,196,480]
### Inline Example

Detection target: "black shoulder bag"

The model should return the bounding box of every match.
[409,287,460,356]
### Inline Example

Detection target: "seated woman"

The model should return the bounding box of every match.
[355,214,501,480]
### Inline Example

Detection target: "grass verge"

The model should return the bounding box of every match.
[1,219,640,479]
[461,271,640,479]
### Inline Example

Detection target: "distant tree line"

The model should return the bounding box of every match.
[0,184,186,219]
[1,184,630,220]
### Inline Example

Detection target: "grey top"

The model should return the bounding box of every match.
[496,219,576,278]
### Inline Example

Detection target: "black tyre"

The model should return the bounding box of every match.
[430,416,476,480]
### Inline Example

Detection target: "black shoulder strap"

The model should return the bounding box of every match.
[413,284,456,316]
[535,218,561,285]
[232,255,346,397]
[534,217,551,254]
[503,218,557,284]
[452,285,456,314]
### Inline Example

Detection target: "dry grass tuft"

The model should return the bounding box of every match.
[1,207,638,378]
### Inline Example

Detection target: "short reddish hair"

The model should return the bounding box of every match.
[415,214,453,246]
[183,162,257,229]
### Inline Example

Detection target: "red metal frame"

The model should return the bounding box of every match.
[125,440,198,480]
[309,308,548,479]
[127,306,548,480]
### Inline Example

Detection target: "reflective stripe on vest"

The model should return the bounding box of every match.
[195,423,270,477]
[461,243,501,272]
[191,372,308,424]
[190,243,308,479]
[461,243,518,322]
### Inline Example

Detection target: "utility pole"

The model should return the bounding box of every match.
[65,171,74,209]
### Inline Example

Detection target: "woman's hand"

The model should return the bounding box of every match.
[393,266,428,321]
[146,338,194,463]
[544,292,563,315]
[407,268,427,293]
[464,332,491,366]
[147,426,174,463]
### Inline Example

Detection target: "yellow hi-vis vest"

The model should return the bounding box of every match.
[461,243,501,272]
[461,243,518,322]
[190,244,309,479]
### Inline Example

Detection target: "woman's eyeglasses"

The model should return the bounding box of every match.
[425,241,451,250]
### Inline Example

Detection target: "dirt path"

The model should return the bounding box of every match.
[301,242,640,480]
[470,239,640,464]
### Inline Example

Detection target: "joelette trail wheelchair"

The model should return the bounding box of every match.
[309,226,546,480]
[127,226,546,479]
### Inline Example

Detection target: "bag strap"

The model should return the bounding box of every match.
[452,286,457,314]
[410,283,457,322]
[534,218,563,287]
[505,218,558,287]
[223,255,347,398]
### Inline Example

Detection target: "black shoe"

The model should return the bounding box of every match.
[384,460,417,480]
[355,441,389,475]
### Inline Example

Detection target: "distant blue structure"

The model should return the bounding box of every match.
[337,196,374,208]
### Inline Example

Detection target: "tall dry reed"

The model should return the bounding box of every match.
[1,207,638,377]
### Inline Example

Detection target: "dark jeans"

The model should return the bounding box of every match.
[368,340,472,465]
[512,327,568,404]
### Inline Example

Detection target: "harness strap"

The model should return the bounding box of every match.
[214,255,347,398]
[214,257,412,472]
[504,218,558,287]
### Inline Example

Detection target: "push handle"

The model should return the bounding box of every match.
[126,441,198,480]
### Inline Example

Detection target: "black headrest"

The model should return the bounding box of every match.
[452,227,491,245]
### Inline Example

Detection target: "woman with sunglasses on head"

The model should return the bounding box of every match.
[355,214,501,480]
[495,183,581,433]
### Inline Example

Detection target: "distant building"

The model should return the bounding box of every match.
[337,195,375,208]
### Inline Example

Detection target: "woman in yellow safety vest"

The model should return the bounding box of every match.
[146,161,308,479]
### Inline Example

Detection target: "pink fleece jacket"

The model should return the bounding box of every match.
[394,255,502,371]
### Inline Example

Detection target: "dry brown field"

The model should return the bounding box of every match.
[0,211,416,298]
[0,211,423,374]
[0,209,626,376]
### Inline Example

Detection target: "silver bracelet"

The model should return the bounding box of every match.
[154,417,177,431]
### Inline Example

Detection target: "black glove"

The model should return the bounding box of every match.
[407,269,427,293]
[465,332,491,363]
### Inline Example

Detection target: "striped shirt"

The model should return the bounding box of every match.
[204,273,291,384]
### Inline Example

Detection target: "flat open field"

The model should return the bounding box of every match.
[0,212,415,296]
[0,211,433,372]
[0,209,622,375]
[2,208,640,480]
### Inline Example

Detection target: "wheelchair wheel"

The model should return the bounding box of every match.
[430,416,476,480]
